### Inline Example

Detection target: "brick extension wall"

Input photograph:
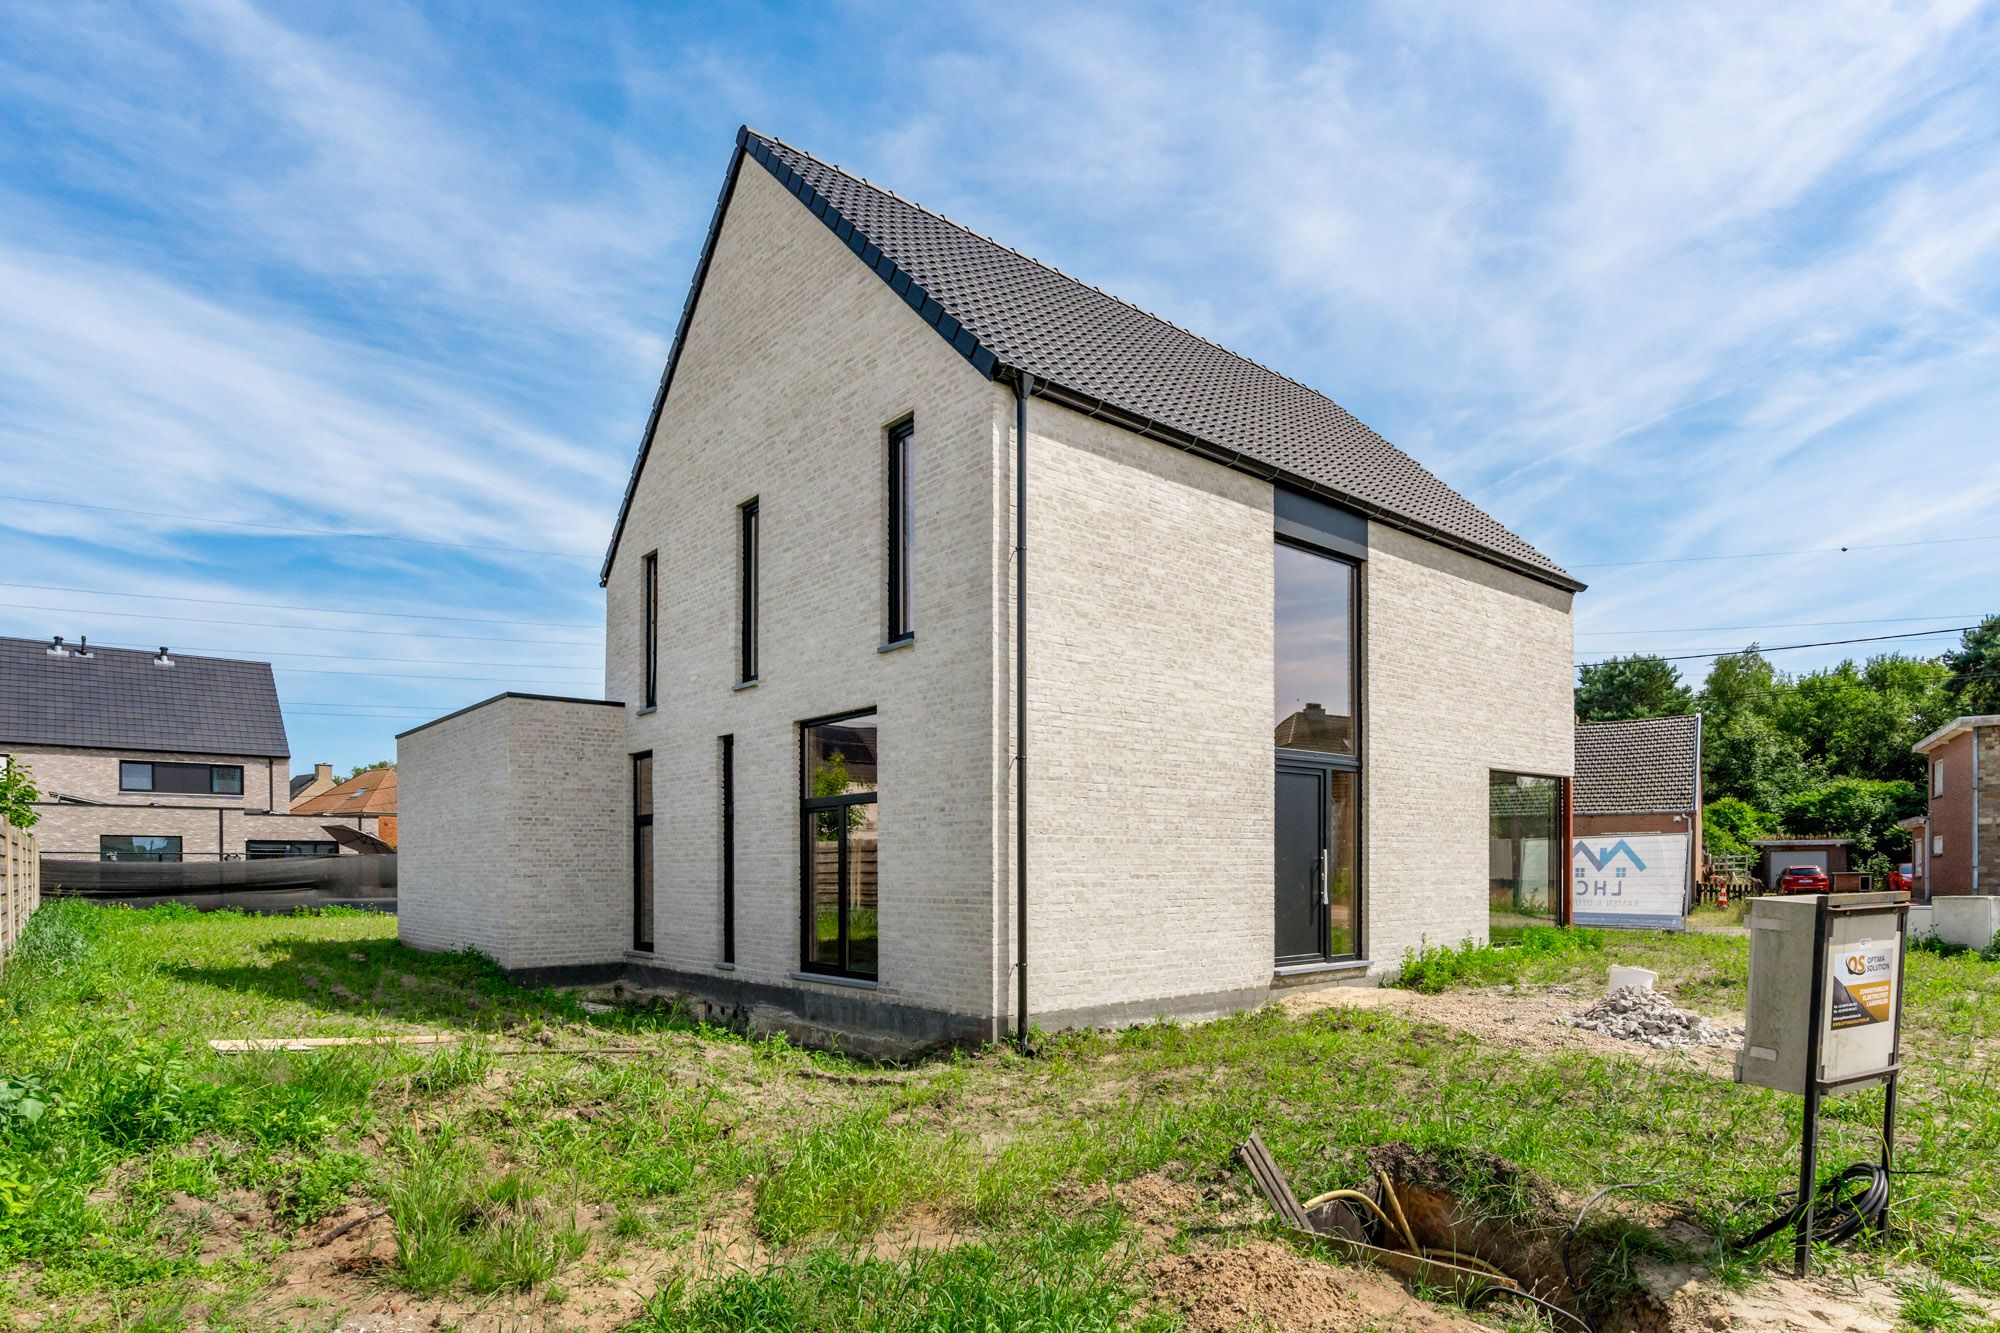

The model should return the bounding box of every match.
[397,696,628,970]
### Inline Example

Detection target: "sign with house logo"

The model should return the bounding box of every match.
[1570,834,1689,930]
[1828,940,1896,1030]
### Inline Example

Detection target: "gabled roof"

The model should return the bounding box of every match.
[0,636,288,758]
[292,766,397,816]
[1574,715,1701,816]
[601,128,1581,593]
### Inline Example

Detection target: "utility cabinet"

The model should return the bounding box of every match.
[1736,891,1906,1096]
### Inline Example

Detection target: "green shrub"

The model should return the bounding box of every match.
[1393,926,1602,994]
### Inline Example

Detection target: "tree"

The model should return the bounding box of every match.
[1703,796,1776,862]
[1945,614,2000,714]
[1697,648,1811,809]
[1778,655,1952,786]
[1574,654,1695,722]
[343,760,394,782]
[0,761,40,830]
[1780,777,1924,860]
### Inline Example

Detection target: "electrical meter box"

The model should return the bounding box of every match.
[1735,892,1907,1097]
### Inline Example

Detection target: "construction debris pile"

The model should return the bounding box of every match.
[1567,986,1742,1050]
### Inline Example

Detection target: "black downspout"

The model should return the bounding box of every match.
[1015,371,1033,1049]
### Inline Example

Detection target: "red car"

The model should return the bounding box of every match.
[1776,864,1831,895]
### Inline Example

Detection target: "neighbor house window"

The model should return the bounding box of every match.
[245,840,338,859]
[886,418,914,642]
[1490,772,1562,941]
[1933,761,1944,797]
[120,762,244,795]
[101,835,181,862]
[739,499,760,683]
[720,734,736,964]
[642,550,660,709]
[1933,834,1945,857]
[633,752,654,952]
[801,710,878,979]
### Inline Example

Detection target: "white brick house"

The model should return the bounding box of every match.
[398,129,1581,1051]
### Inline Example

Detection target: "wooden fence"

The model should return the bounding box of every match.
[2,824,40,962]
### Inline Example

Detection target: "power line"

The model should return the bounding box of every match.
[1570,533,2000,570]
[0,493,596,560]
[1576,625,1973,665]
[1576,614,1982,636]
[0,601,597,645]
[0,580,599,628]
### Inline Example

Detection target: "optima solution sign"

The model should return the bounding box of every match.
[1571,834,1689,930]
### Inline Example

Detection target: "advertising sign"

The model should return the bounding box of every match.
[1570,834,1689,930]
[1828,939,1897,1031]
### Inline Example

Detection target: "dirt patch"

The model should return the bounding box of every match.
[1147,1240,1494,1332]
[1284,982,1742,1072]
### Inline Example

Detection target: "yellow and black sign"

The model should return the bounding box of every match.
[1829,940,1897,1030]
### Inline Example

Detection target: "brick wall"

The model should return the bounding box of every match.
[1925,730,1975,895]
[1021,396,1275,1020]
[602,162,1005,1029]
[1362,525,1576,969]
[397,696,626,969]
[1979,726,1999,894]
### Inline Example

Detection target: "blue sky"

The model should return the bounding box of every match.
[3,1,1998,773]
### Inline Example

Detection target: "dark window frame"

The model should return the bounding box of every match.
[1487,769,1567,941]
[1272,534,1366,963]
[120,761,245,796]
[720,734,736,964]
[641,549,660,709]
[738,498,760,684]
[100,834,183,862]
[886,417,915,643]
[799,707,880,980]
[632,751,655,953]
[245,840,338,859]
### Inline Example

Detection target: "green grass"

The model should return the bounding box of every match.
[4,900,1998,1330]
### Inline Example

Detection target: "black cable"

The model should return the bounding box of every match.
[1731,1161,1891,1252]
[1557,1176,1670,1332]
[1464,1283,1597,1333]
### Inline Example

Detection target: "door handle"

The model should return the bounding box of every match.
[1319,849,1330,906]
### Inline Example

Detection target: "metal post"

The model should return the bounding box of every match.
[1795,894,1831,1277]
[1881,902,1910,1184]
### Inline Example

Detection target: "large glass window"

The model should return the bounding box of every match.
[1490,772,1561,941]
[801,710,878,979]
[1274,543,1355,756]
[633,752,654,952]
[887,418,915,643]
[245,840,338,859]
[121,762,244,795]
[101,835,182,862]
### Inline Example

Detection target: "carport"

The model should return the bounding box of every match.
[1753,837,1853,890]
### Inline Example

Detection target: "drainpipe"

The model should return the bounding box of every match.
[1015,370,1033,1049]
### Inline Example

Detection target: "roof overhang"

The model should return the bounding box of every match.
[1912,715,2000,755]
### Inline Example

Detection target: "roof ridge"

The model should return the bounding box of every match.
[744,130,1380,423]
[0,634,272,672]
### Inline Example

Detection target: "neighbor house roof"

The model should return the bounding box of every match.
[1573,715,1701,816]
[602,127,1581,594]
[292,766,397,816]
[1912,715,2000,755]
[0,636,288,758]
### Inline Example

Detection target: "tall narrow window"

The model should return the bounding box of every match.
[739,499,759,683]
[641,550,659,709]
[720,734,736,964]
[886,418,914,642]
[632,752,654,952]
[1489,771,1561,942]
[801,710,879,979]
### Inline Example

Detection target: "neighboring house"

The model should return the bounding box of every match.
[398,128,1581,1050]
[1752,836,1853,889]
[0,636,357,862]
[290,762,337,807]
[290,767,397,849]
[1569,715,1702,927]
[1912,715,1999,897]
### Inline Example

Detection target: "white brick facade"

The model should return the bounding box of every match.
[398,152,1577,1046]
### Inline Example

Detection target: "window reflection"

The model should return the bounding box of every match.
[1489,771,1561,941]
[1274,543,1355,756]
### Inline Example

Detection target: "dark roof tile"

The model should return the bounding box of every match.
[0,637,289,758]
[1574,715,1701,815]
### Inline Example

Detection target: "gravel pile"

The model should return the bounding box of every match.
[1568,987,1743,1050]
